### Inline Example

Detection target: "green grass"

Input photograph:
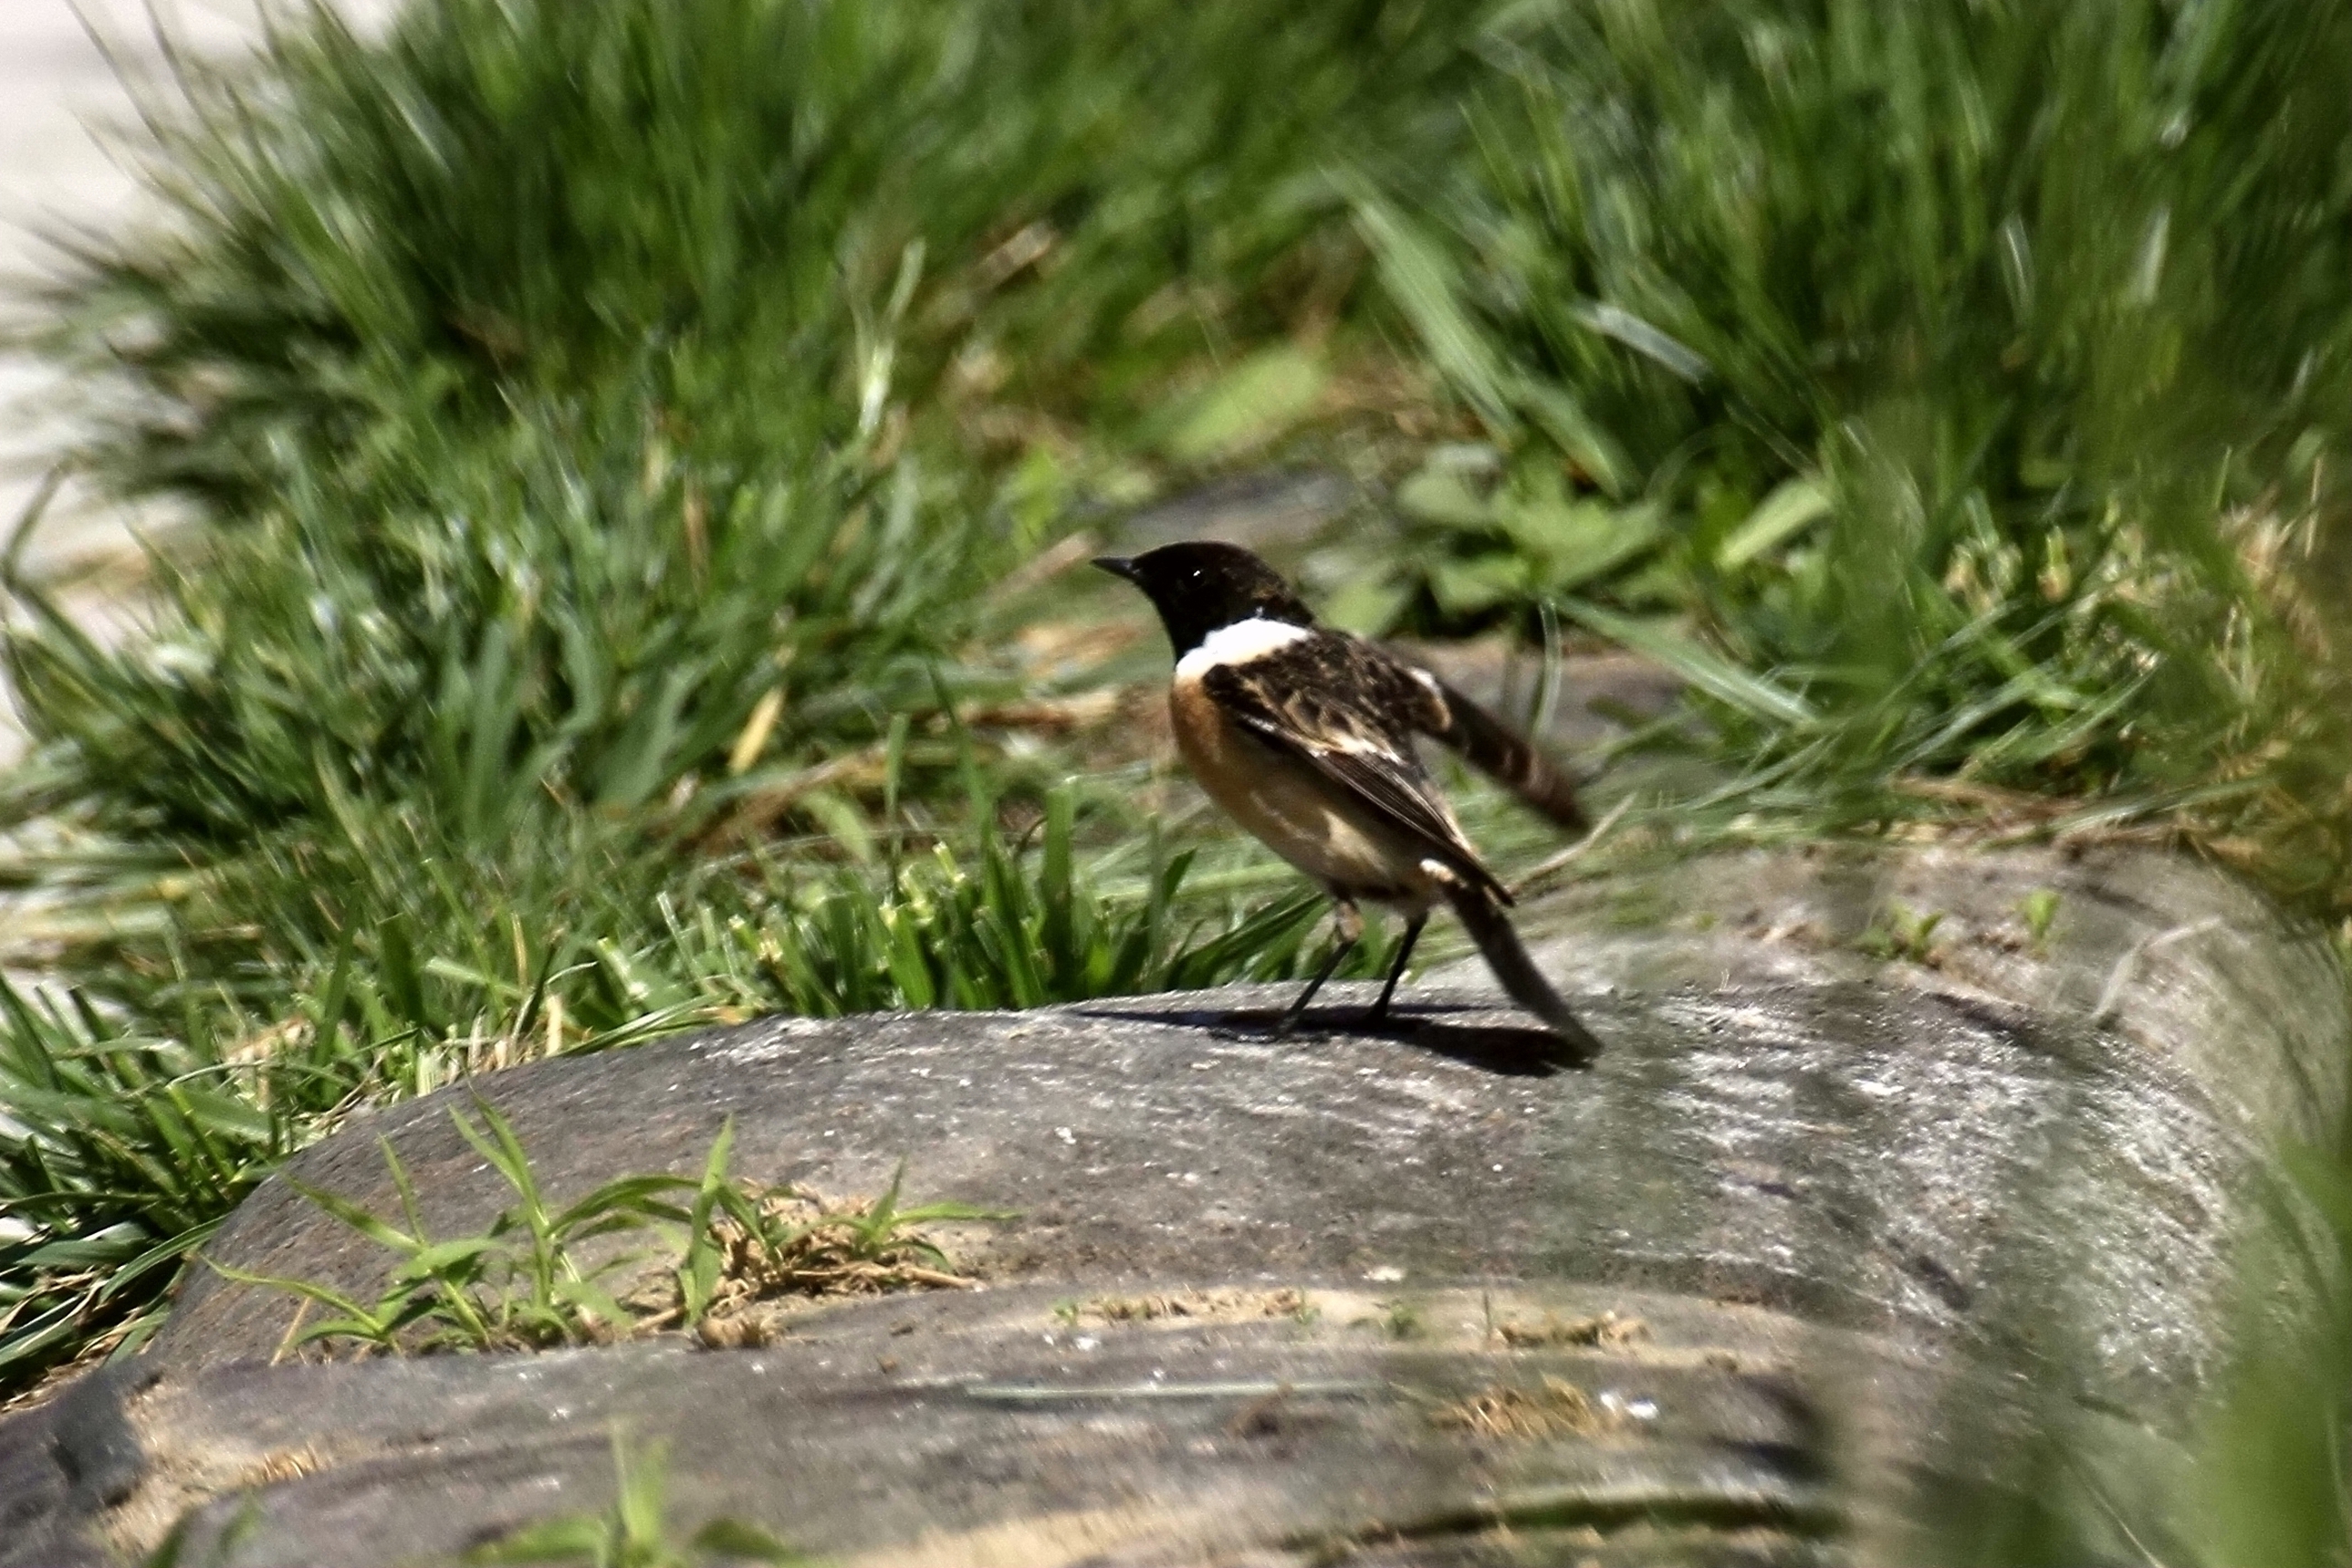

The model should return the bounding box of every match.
[139,1429,808,1566]
[209,1105,1011,1357]
[2,0,1477,1401]
[2199,1143,2352,1567]
[0,783,1388,1394]
[39,0,1492,504]
[1330,0,2352,902]
[4,0,2350,1558]
[209,1102,696,1357]
[463,1432,806,1567]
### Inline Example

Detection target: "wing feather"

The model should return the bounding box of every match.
[1199,637,1509,903]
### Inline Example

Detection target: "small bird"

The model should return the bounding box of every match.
[1095,541,1602,1057]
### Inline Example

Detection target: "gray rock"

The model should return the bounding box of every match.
[1,843,2338,1565]
[0,1362,157,1568]
[87,1284,1878,1568]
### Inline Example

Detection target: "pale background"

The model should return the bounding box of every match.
[0,0,397,761]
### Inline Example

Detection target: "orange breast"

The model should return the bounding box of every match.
[1167,677,1435,906]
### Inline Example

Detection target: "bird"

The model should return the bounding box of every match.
[1094,540,1602,1058]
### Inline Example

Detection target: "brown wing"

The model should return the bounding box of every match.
[1199,634,1511,904]
[1397,666,1588,831]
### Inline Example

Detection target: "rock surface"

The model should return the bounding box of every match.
[1,843,2340,1565]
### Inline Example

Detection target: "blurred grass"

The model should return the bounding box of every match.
[2195,1142,2352,1568]
[1338,0,2352,903]
[39,0,1489,505]
[1,0,2349,1557]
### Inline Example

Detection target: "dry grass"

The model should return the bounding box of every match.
[1078,1288,1310,1325]
[665,1181,994,1349]
[1494,1309,1649,1351]
[1432,1375,1615,1442]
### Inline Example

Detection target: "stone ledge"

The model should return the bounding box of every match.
[2,843,2337,1565]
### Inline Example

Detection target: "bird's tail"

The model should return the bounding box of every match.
[1440,877,1604,1061]
[1420,677,1588,832]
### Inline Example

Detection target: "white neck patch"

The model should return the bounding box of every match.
[1174,616,1312,681]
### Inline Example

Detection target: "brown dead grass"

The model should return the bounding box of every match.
[641,1183,987,1348]
[1495,1309,1650,1351]
[1432,1375,1614,1441]
[1080,1287,1309,1325]
[230,1446,325,1489]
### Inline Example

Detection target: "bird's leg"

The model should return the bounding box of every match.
[1367,912,1427,1026]
[1277,899,1361,1037]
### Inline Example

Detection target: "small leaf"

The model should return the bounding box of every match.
[289,1314,407,1349]
[1498,494,1661,592]
[686,1516,808,1563]
[388,1236,504,1283]
[1430,554,1528,616]
[463,1516,609,1565]
[1568,299,1712,383]
[1715,478,1832,571]
[1512,377,1633,498]
[1395,467,1493,530]
[552,1175,696,1235]
[889,1201,1018,1227]
[284,1179,422,1256]
[453,1101,544,1214]
[172,1083,274,1145]
[553,1276,629,1329]
[798,789,879,867]
[612,1436,673,1553]
[202,1260,378,1322]
[1319,570,1414,638]
[1561,601,1818,727]
[1157,347,1328,463]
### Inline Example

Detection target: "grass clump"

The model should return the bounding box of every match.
[3,405,974,944]
[1431,1376,1612,1442]
[0,786,1383,1394]
[1337,0,2352,901]
[1854,904,1947,967]
[211,1107,1010,1360]
[672,1158,1009,1348]
[41,0,1491,505]
[1073,1288,1313,1327]
[1494,1310,1648,1351]
[211,1102,690,1357]
[2196,1145,2352,1568]
[0,981,278,1382]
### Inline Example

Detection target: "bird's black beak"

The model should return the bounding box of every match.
[1092,555,1141,584]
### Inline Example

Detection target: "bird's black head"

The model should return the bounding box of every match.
[1092,541,1317,656]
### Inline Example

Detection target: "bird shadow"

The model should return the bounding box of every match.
[1076,999,1592,1078]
